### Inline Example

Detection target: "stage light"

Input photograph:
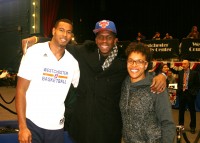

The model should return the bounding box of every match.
[30,0,40,34]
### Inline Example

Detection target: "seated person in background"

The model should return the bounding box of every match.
[167,69,176,84]
[186,25,199,39]
[152,32,161,40]
[136,32,146,42]
[163,33,173,40]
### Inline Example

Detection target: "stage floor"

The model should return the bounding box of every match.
[1,86,200,143]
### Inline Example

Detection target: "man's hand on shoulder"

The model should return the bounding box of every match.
[151,73,167,94]
[22,36,38,54]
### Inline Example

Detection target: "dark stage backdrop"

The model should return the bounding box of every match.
[66,0,200,43]
[0,0,31,72]
[0,0,200,71]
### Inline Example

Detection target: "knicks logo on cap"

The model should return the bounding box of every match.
[99,20,109,28]
[93,20,117,34]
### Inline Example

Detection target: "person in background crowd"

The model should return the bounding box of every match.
[177,60,200,134]
[163,33,173,40]
[0,69,9,79]
[120,42,176,143]
[161,64,169,74]
[152,32,161,40]
[0,69,10,86]
[21,20,167,143]
[155,63,169,86]
[15,19,80,143]
[136,32,146,42]
[167,69,176,84]
[186,25,199,39]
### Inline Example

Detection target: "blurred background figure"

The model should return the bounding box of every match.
[152,32,161,40]
[155,63,169,75]
[0,69,9,79]
[163,33,173,40]
[161,64,169,74]
[136,32,146,42]
[186,25,199,39]
[155,63,169,85]
[0,69,16,86]
[167,69,176,84]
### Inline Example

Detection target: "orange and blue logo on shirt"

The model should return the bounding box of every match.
[42,68,68,84]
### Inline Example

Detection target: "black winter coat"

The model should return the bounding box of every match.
[68,40,128,143]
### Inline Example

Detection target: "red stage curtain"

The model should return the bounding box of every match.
[41,0,60,37]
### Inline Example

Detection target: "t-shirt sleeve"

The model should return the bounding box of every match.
[71,61,80,88]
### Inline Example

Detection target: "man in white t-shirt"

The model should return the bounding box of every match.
[15,19,80,143]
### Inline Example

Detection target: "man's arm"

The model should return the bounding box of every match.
[15,76,32,143]
[22,36,50,54]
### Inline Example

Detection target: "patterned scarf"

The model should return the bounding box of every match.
[101,46,118,70]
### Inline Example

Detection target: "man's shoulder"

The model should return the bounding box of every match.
[29,41,49,49]
[27,41,49,55]
[82,40,97,51]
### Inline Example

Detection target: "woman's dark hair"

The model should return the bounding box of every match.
[155,63,168,75]
[125,42,152,63]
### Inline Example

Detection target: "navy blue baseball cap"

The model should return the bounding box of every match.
[93,20,117,34]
